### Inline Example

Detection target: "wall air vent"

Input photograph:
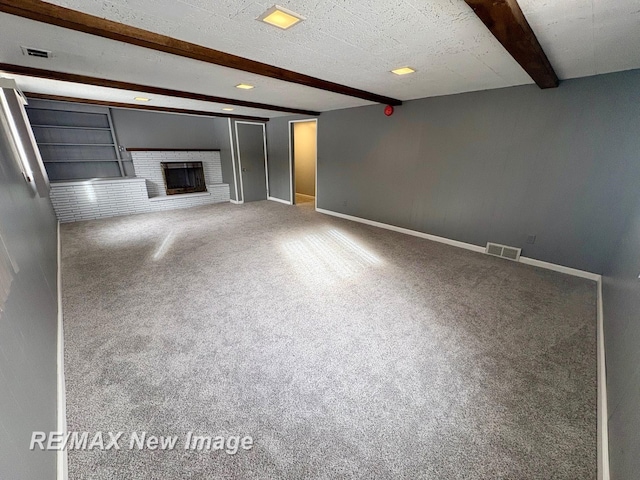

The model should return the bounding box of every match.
[21,46,52,58]
[485,242,522,261]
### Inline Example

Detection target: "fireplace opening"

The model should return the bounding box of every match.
[161,162,207,195]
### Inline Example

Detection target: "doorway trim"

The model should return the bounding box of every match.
[227,118,241,204]
[288,118,318,209]
[234,120,269,203]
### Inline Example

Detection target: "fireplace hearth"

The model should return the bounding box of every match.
[161,161,207,195]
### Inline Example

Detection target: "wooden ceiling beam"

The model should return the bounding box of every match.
[24,92,271,122]
[0,63,317,116]
[0,0,402,106]
[464,0,559,89]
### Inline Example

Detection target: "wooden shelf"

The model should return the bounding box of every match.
[31,124,112,131]
[43,159,120,163]
[38,143,116,147]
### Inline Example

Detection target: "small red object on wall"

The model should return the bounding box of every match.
[384,105,394,116]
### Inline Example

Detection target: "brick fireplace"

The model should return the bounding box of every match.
[48,150,230,222]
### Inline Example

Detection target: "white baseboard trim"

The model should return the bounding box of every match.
[519,256,601,281]
[316,206,609,479]
[597,278,610,480]
[229,199,244,205]
[267,196,292,205]
[316,208,601,280]
[315,208,486,254]
[56,221,68,480]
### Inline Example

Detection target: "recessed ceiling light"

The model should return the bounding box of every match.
[222,107,234,111]
[134,97,150,102]
[235,84,254,90]
[258,5,305,30]
[391,67,416,76]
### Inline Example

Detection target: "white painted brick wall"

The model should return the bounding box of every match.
[50,178,150,223]
[50,171,230,223]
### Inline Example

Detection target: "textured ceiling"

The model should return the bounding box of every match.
[0,73,290,119]
[519,0,640,79]
[1,0,639,115]
[44,0,536,97]
[0,14,370,117]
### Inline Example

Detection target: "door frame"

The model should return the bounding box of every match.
[234,120,269,203]
[288,118,318,209]
[227,118,240,203]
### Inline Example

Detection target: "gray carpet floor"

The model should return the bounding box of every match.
[61,201,596,479]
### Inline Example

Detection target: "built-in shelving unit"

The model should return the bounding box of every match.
[25,100,124,181]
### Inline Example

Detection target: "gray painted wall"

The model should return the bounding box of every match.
[110,109,223,177]
[602,200,640,479]
[212,117,239,201]
[316,70,640,274]
[266,116,291,202]
[0,94,58,478]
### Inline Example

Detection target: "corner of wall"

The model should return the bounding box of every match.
[56,221,68,480]
[597,277,610,480]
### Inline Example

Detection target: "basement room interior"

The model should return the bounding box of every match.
[0,1,639,479]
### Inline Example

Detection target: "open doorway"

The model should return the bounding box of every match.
[289,119,317,207]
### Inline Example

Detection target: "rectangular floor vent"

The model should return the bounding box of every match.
[485,242,522,261]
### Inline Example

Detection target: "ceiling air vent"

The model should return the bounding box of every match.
[21,46,52,58]
[485,242,522,261]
